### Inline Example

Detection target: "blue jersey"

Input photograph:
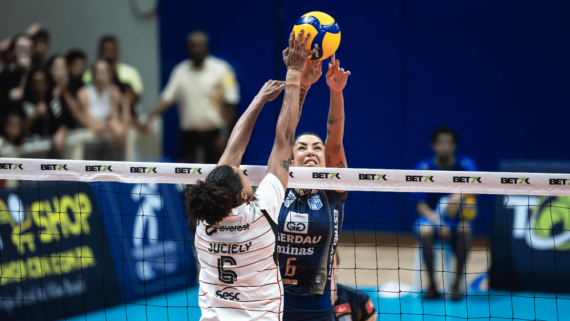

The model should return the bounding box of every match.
[277,188,346,320]
[415,155,477,211]
[334,284,376,321]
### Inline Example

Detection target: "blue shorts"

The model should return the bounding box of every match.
[413,217,466,245]
[283,292,334,321]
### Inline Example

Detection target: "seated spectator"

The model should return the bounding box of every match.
[31,28,50,69]
[1,112,26,147]
[77,59,130,140]
[46,54,84,130]
[0,34,33,124]
[65,49,87,97]
[331,252,377,321]
[414,127,478,300]
[83,35,143,110]
[23,68,50,135]
[23,55,84,157]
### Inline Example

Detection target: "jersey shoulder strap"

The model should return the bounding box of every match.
[260,209,278,265]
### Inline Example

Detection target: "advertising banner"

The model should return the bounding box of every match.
[0,181,120,320]
[0,179,197,320]
[1,158,570,196]
[97,182,197,302]
[491,195,570,293]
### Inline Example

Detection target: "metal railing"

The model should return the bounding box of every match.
[0,120,162,162]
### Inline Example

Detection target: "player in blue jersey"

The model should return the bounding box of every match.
[331,252,377,321]
[414,127,478,300]
[276,54,350,321]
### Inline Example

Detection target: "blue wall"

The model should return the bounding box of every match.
[158,1,570,233]
[158,0,570,171]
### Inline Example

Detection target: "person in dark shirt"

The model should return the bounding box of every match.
[0,34,33,123]
[277,54,350,321]
[23,68,50,136]
[31,28,50,69]
[414,127,477,300]
[65,49,87,98]
[1,112,26,147]
[331,252,376,321]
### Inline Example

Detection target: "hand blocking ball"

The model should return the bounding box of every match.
[293,12,341,61]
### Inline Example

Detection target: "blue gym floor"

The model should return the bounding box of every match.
[58,287,570,321]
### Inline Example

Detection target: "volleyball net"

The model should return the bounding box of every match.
[0,157,569,321]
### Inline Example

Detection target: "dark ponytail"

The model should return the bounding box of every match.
[185,165,244,226]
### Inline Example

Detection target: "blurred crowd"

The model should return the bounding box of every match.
[0,23,143,158]
[0,24,240,163]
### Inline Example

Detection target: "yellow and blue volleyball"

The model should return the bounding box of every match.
[293,12,340,61]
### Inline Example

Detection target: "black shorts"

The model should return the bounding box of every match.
[178,129,221,164]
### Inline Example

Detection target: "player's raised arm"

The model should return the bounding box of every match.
[267,30,317,190]
[297,59,323,120]
[325,54,350,192]
[218,80,286,167]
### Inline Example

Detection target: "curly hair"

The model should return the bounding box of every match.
[185,165,244,227]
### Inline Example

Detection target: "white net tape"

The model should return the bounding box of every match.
[0,157,568,195]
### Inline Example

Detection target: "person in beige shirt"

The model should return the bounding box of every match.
[143,31,240,164]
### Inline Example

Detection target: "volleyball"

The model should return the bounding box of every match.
[293,11,341,61]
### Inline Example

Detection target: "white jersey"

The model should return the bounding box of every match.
[195,174,285,320]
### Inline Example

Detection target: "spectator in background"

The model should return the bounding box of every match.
[0,34,33,123]
[23,68,50,135]
[46,55,83,128]
[29,55,82,157]
[143,30,240,163]
[31,28,50,68]
[414,127,477,300]
[78,59,130,140]
[1,112,26,147]
[0,23,41,70]
[65,49,87,97]
[83,35,143,106]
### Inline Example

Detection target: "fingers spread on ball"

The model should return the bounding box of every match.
[294,29,303,50]
[301,32,311,51]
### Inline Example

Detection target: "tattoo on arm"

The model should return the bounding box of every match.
[336,159,347,168]
[283,158,291,171]
[298,88,307,121]
[327,112,345,125]
[327,114,338,125]
[299,88,307,106]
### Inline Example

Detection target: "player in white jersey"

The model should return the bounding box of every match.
[185,30,318,321]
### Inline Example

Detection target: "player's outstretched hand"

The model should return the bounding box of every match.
[326,53,351,92]
[283,30,319,72]
[301,59,323,88]
[257,80,286,102]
